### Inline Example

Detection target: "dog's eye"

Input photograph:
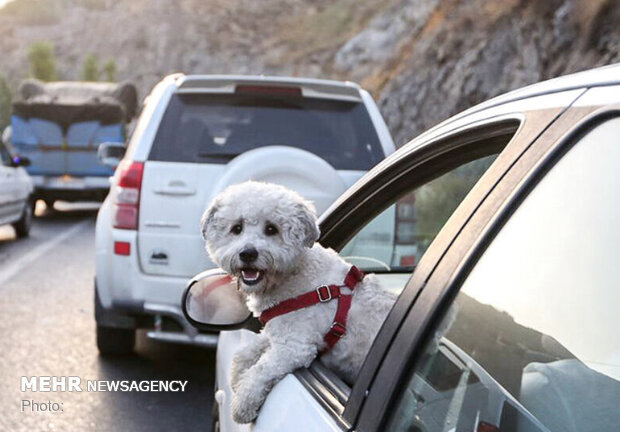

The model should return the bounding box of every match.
[230,224,243,235]
[265,224,278,236]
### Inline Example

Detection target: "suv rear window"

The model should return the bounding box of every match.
[148,93,385,170]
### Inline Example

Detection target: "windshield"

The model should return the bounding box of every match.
[148,93,385,170]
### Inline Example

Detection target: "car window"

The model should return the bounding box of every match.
[0,142,12,167]
[341,155,497,277]
[387,118,620,431]
[148,93,385,170]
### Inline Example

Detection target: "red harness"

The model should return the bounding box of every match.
[259,266,365,354]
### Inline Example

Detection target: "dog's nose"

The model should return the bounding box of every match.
[239,247,258,263]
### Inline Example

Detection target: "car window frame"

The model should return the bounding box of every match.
[301,108,563,428]
[341,106,574,426]
[355,103,616,431]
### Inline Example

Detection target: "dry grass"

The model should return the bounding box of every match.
[574,0,612,33]
[0,0,60,25]
[74,0,111,10]
[270,0,391,64]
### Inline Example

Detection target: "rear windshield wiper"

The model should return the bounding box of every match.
[197,152,239,161]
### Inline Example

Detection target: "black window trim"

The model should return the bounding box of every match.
[342,119,523,424]
[344,103,577,428]
[355,106,620,431]
[296,107,573,428]
[294,361,352,430]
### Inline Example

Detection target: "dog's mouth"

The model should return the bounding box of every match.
[240,268,265,286]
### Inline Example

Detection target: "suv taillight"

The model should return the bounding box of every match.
[395,193,417,267]
[112,160,144,230]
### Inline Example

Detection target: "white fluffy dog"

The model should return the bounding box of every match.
[201,181,396,424]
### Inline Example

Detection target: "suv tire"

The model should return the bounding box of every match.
[96,326,135,356]
[13,198,33,238]
[94,282,137,356]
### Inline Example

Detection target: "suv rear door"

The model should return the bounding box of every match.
[137,89,387,277]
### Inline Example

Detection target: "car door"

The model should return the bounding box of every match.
[0,141,18,223]
[358,94,620,431]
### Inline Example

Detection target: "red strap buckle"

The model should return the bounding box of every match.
[328,322,346,338]
[316,285,332,302]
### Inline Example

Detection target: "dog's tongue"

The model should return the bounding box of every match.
[242,269,259,280]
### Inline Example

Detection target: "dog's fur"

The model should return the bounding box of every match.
[201,181,396,423]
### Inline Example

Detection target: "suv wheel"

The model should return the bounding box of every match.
[13,199,33,238]
[96,325,135,356]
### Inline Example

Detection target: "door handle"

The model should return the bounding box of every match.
[153,186,197,196]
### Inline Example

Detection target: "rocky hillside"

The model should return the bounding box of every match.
[1,0,619,145]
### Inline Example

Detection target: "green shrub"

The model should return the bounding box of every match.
[103,59,117,82]
[81,53,100,81]
[0,74,11,129]
[27,42,58,82]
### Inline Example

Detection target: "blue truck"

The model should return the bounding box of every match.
[9,79,137,209]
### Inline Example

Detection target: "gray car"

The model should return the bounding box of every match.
[0,140,33,238]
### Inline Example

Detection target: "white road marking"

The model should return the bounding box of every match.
[0,220,91,287]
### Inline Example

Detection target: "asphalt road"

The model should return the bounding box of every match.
[0,203,215,432]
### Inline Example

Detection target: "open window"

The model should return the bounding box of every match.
[297,118,522,424]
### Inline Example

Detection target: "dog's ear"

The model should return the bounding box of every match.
[200,202,219,240]
[294,200,320,248]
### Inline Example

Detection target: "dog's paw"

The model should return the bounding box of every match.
[230,368,241,393]
[231,373,242,393]
[231,383,264,424]
[230,356,246,392]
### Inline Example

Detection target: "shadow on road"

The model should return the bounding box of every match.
[0,201,100,249]
[35,201,101,220]
[93,332,215,431]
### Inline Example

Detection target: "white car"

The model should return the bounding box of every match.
[0,140,33,238]
[94,74,395,354]
[184,64,620,431]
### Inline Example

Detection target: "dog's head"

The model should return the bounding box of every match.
[201,181,320,293]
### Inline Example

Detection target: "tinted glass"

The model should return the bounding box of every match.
[0,142,12,166]
[148,93,385,170]
[341,155,497,273]
[388,118,620,431]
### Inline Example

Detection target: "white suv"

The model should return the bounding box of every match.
[94,74,394,354]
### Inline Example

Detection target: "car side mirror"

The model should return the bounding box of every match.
[97,142,125,168]
[182,269,255,331]
[12,155,31,167]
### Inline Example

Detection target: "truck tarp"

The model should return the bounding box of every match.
[13,79,138,129]
[12,100,124,130]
